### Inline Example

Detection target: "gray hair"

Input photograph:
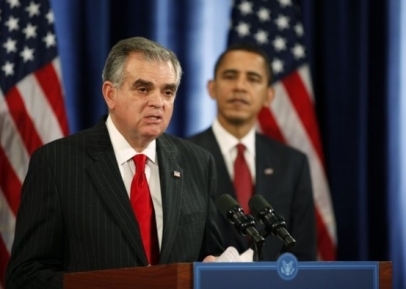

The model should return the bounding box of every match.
[102,37,182,87]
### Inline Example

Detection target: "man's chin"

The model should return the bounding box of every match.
[141,128,166,139]
[227,116,247,126]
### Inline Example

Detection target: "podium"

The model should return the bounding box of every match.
[64,263,192,289]
[64,261,392,289]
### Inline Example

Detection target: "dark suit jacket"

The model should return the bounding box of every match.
[6,119,223,289]
[188,127,316,261]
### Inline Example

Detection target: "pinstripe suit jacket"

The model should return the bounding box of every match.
[6,119,223,289]
[188,127,317,261]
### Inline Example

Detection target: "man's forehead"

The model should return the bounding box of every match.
[219,64,265,76]
[220,50,265,66]
[219,52,265,69]
[223,50,264,61]
[124,60,176,81]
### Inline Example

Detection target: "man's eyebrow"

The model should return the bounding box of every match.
[133,79,153,87]
[163,83,178,91]
[221,69,238,75]
[246,71,263,79]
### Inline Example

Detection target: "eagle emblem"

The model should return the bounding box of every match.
[280,260,295,276]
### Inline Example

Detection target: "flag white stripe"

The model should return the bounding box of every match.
[298,65,315,102]
[0,92,30,183]
[0,187,16,253]
[52,58,63,84]
[271,81,307,146]
[17,73,65,144]
[52,58,67,101]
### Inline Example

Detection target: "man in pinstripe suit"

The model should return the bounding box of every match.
[189,43,316,261]
[6,37,224,289]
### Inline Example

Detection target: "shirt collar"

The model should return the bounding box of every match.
[106,115,156,164]
[212,118,256,156]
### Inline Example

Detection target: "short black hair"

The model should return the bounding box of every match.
[213,42,273,86]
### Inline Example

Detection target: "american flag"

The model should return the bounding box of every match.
[228,0,337,260]
[0,0,68,286]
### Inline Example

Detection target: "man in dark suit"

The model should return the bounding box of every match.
[6,37,223,289]
[189,43,316,261]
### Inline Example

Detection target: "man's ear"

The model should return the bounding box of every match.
[102,81,116,109]
[207,79,216,100]
[264,86,275,107]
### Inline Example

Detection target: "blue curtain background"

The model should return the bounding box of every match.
[49,0,406,288]
[388,0,406,288]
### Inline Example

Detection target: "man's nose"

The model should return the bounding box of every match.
[148,91,164,107]
[234,76,247,90]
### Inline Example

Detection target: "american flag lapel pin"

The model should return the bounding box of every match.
[173,171,181,178]
[264,168,274,175]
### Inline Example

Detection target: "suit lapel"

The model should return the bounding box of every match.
[86,120,148,265]
[255,134,276,196]
[155,134,183,263]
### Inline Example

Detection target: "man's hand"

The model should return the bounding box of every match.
[202,255,218,262]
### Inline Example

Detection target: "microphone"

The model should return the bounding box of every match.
[248,194,296,249]
[216,194,264,245]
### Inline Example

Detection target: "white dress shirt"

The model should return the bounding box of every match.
[212,118,256,183]
[106,115,163,249]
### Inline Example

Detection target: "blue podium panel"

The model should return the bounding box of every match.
[194,253,379,289]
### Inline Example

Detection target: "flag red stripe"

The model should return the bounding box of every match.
[281,71,326,167]
[35,63,69,136]
[5,87,43,155]
[257,78,336,260]
[0,147,22,215]
[280,71,336,259]
[315,209,336,260]
[257,107,286,143]
[1,0,70,284]
[255,112,336,259]
[0,236,10,287]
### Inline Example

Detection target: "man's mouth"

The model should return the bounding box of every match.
[228,98,249,105]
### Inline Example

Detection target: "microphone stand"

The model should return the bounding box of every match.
[240,214,264,261]
[275,244,292,261]
[251,238,265,261]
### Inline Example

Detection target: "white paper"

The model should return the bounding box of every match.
[215,246,253,262]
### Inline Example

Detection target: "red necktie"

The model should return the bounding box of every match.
[233,144,253,213]
[130,154,159,265]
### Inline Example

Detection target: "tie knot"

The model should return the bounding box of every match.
[236,143,246,155]
[133,154,147,172]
